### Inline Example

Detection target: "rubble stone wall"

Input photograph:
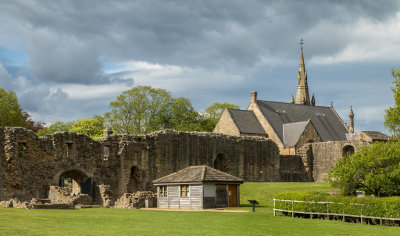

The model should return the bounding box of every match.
[298,140,368,182]
[0,127,280,203]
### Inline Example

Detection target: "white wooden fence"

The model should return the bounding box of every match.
[273,199,400,226]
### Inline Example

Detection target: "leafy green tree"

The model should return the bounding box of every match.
[0,88,28,127]
[37,121,73,136]
[165,97,201,131]
[69,115,105,140]
[328,141,400,197]
[204,102,241,119]
[105,86,173,134]
[385,67,400,136]
[199,102,241,131]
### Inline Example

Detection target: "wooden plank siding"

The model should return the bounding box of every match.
[189,185,203,209]
[157,184,203,209]
[168,185,180,208]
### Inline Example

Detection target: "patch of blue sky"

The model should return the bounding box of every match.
[0,46,30,67]
[99,58,125,72]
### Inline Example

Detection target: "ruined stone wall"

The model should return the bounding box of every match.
[110,130,281,197]
[279,155,310,182]
[0,127,280,203]
[298,140,368,182]
[0,127,104,201]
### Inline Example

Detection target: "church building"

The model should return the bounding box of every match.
[214,44,355,155]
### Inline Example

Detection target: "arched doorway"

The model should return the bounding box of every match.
[127,166,141,193]
[343,145,355,157]
[214,153,229,173]
[58,170,92,196]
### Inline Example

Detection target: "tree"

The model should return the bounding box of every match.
[164,97,202,131]
[0,88,28,127]
[105,86,173,134]
[69,115,105,140]
[328,141,400,197]
[37,121,73,136]
[385,67,400,136]
[200,102,241,131]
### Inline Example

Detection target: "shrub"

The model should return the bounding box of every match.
[328,141,400,197]
[274,192,400,218]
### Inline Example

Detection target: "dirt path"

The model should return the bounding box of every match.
[140,208,248,213]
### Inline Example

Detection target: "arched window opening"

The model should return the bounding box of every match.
[214,153,229,173]
[343,145,355,157]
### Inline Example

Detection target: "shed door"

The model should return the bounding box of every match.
[228,184,237,207]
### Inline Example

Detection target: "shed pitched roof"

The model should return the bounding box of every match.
[228,109,266,135]
[153,165,243,184]
[256,100,349,142]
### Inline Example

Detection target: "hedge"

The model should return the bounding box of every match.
[274,192,400,218]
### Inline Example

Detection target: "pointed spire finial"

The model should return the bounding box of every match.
[291,94,295,104]
[311,94,315,106]
[299,38,304,48]
[349,106,354,133]
[330,101,333,108]
[349,106,354,117]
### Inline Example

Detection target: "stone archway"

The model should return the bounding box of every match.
[343,145,355,157]
[214,153,229,173]
[58,169,91,196]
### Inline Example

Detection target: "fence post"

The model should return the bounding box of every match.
[273,199,276,216]
[343,209,345,222]
[292,200,294,218]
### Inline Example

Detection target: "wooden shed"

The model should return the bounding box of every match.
[153,165,243,209]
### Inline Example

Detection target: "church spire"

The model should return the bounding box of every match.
[291,94,295,104]
[295,39,310,106]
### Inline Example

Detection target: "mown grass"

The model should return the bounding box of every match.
[1,182,400,235]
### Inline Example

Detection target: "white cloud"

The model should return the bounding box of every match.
[309,12,400,65]
[106,60,245,94]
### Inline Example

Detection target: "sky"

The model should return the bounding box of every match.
[0,0,399,134]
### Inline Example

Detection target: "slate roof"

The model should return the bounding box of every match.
[256,100,349,142]
[283,120,309,146]
[359,131,390,141]
[228,109,266,135]
[153,165,243,184]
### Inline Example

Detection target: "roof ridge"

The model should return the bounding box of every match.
[228,108,253,112]
[257,100,331,108]
[201,165,206,181]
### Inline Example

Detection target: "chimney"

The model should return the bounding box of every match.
[250,91,257,104]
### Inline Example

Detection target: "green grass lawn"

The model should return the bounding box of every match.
[1,182,400,235]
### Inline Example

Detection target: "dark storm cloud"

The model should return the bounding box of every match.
[2,0,399,85]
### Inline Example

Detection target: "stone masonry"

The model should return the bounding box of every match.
[0,127,280,205]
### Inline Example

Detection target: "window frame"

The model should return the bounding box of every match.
[180,185,190,198]
[159,185,168,198]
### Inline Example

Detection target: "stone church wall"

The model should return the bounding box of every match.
[0,127,281,203]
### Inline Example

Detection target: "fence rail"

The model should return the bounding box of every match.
[273,198,400,226]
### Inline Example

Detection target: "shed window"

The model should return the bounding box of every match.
[159,186,167,197]
[180,185,189,198]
